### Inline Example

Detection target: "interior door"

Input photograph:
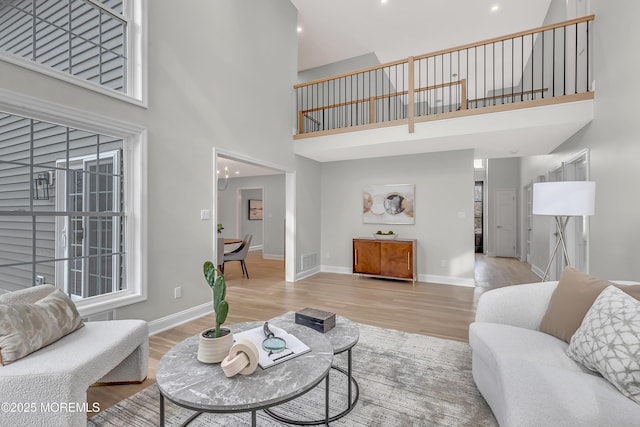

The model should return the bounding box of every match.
[564,152,589,273]
[523,184,533,264]
[495,189,516,258]
[548,167,564,280]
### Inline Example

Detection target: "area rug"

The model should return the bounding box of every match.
[88,323,497,426]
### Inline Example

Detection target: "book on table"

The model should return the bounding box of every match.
[233,325,310,369]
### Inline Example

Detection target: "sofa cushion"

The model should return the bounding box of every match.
[567,286,640,405]
[0,288,84,365]
[539,267,640,342]
[470,322,640,426]
[470,322,590,376]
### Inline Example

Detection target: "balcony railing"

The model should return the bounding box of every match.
[295,15,594,137]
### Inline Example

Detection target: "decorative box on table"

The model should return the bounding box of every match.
[295,308,336,333]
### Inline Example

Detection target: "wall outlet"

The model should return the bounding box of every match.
[35,275,45,286]
[174,286,182,299]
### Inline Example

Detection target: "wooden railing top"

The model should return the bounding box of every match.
[294,15,595,89]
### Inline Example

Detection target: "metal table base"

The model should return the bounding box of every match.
[264,347,359,425]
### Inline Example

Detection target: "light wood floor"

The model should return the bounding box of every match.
[87,251,540,416]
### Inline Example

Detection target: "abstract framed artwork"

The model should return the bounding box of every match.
[363,184,415,224]
[248,199,263,220]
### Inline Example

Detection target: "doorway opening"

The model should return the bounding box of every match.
[474,181,484,253]
[214,150,292,281]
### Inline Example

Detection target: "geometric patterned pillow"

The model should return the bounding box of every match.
[567,285,640,405]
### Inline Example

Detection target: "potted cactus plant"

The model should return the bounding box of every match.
[197,261,233,363]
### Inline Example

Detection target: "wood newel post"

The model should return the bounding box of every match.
[461,79,468,110]
[407,56,415,133]
[298,111,304,134]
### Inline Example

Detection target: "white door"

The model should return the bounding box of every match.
[495,189,516,258]
[564,152,589,273]
[523,184,533,264]
[548,167,564,280]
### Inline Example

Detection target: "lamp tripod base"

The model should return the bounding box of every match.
[541,216,571,282]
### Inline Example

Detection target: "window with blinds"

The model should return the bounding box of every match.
[0,111,126,299]
[0,0,140,98]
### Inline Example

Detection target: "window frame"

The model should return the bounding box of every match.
[0,0,148,107]
[54,149,122,300]
[0,88,147,317]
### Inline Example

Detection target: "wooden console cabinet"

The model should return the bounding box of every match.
[352,238,417,285]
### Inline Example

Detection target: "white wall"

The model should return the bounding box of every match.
[522,0,640,280]
[295,156,323,278]
[297,52,380,83]
[320,150,475,285]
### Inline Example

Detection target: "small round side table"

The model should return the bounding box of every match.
[265,312,360,425]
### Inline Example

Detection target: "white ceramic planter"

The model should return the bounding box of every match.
[197,328,233,363]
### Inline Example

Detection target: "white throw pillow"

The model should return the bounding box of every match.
[567,285,640,405]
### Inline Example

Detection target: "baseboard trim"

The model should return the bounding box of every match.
[420,274,475,287]
[296,266,321,281]
[320,266,475,287]
[263,253,284,260]
[148,302,212,336]
[321,265,352,275]
[531,264,545,280]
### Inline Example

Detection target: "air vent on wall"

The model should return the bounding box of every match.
[301,253,318,271]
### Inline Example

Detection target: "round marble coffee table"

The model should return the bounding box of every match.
[266,312,360,425]
[156,320,333,426]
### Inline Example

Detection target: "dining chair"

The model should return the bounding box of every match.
[223,234,253,278]
[217,236,225,273]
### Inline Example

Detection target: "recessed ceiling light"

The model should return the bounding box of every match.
[381,0,388,4]
[491,5,499,12]
[297,26,302,32]
[235,171,240,175]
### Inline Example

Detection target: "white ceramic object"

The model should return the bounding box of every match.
[197,329,233,363]
[221,339,259,377]
[373,233,397,240]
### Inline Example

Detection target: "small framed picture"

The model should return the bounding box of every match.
[248,199,263,220]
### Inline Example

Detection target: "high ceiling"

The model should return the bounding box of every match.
[222,1,557,174]
[292,0,552,72]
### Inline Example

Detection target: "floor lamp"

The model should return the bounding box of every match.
[532,181,595,282]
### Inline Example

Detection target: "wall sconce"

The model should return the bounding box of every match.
[33,171,52,200]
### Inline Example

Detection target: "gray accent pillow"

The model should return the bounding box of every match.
[0,288,84,365]
[567,286,640,405]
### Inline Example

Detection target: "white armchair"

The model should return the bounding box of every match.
[0,285,148,427]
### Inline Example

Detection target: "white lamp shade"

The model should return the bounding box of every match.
[532,181,595,216]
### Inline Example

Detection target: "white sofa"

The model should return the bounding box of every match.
[0,285,149,427]
[469,281,640,427]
